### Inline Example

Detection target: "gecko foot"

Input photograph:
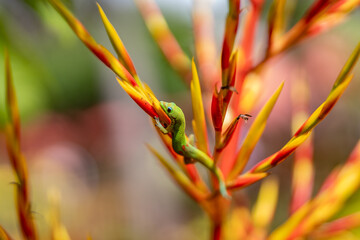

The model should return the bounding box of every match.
[154,117,169,134]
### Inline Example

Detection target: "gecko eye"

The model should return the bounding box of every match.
[167,107,172,113]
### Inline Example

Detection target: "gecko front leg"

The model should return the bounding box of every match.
[154,117,168,134]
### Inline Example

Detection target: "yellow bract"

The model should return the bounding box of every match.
[97,3,139,83]
[229,82,284,179]
[252,177,279,229]
[190,59,210,155]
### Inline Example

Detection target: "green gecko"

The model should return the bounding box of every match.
[155,101,230,199]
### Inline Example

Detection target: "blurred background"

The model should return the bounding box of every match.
[0,0,359,239]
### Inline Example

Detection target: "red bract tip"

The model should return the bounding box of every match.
[211,89,223,132]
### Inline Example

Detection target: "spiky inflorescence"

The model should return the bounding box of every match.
[4,50,38,240]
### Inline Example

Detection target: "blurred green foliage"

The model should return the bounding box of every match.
[0,0,100,126]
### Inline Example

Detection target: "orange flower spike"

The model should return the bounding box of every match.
[48,0,138,87]
[250,43,360,174]
[290,76,314,214]
[4,50,38,240]
[97,3,139,83]
[135,0,191,83]
[212,52,241,150]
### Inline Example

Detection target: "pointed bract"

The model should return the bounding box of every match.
[97,3,139,83]
[116,78,158,118]
[211,89,223,132]
[135,0,191,82]
[48,0,138,87]
[227,172,269,190]
[147,145,207,202]
[267,0,286,55]
[190,59,210,155]
[5,50,20,141]
[229,82,284,179]
[221,0,240,76]
[4,50,38,240]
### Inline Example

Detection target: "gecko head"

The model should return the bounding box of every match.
[160,101,184,123]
